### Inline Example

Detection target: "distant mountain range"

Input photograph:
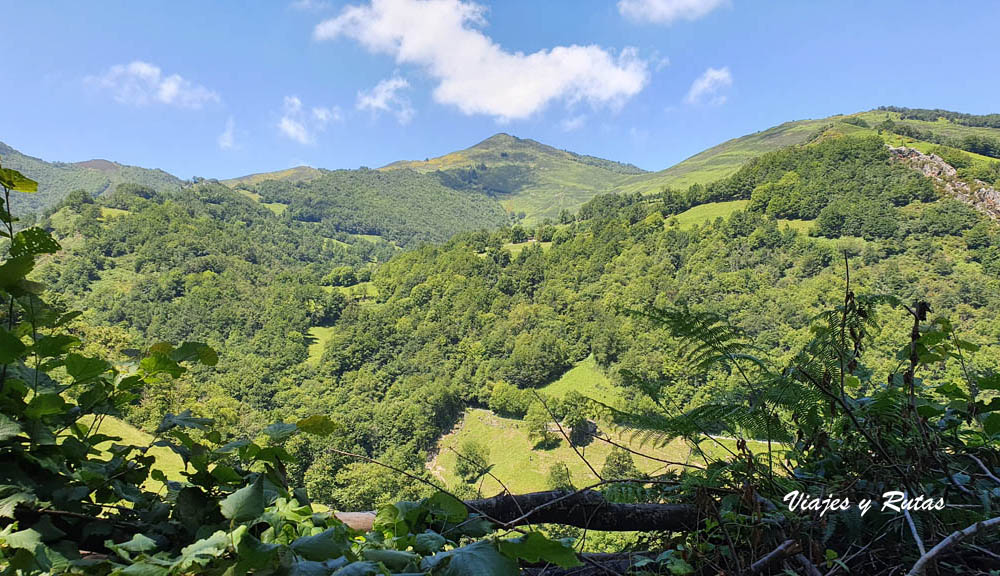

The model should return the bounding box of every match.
[3,107,999,224]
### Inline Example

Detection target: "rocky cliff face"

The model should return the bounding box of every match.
[890,146,1000,220]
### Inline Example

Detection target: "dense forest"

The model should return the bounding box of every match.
[2,109,1000,574]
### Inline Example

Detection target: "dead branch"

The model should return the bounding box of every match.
[750,539,797,573]
[905,516,1000,576]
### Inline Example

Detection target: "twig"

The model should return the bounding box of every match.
[589,432,705,469]
[903,506,926,556]
[447,446,526,519]
[750,539,796,573]
[795,553,824,576]
[532,391,603,481]
[326,447,505,526]
[905,516,1000,576]
[969,454,1000,486]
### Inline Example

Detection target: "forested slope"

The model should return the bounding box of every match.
[277,132,1000,511]
[0,141,183,213]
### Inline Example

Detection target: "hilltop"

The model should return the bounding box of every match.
[0,141,182,213]
[382,133,646,223]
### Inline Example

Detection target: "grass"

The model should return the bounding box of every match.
[431,409,699,495]
[306,326,336,366]
[261,202,287,215]
[432,408,770,495]
[779,219,815,234]
[539,355,622,406]
[433,357,775,493]
[504,239,553,256]
[82,415,185,489]
[223,166,324,188]
[336,281,378,300]
[99,207,129,220]
[614,119,831,196]
[668,200,749,229]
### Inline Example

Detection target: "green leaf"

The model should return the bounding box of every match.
[116,562,170,576]
[362,549,421,570]
[176,530,230,570]
[979,374,1000,392]
[426,491,468,523]
[290,526,351,561]
[330,561,383,576]
[220,476,264,522]
[263,422,299,441]
[156,409,213,433]
[116,533,158,554]
[10,228,60,258]
[25,393,67,419]
[0,328,26,363]
[2,528,42,550]
[31,334,80,358]
[0,168,38,193]
[422,541,518,576]
[0,487,34,518]
[667,558,695,575]
[65,353,110,382]
[413,531,447,555]
[296,414,339,436]
[498,532,581,567]
[234,531,280,571]
[139,352,184,378]
[0,255,34,289]
[170,342,218,366]
[290,559,337,576]
[984,413,1000,437]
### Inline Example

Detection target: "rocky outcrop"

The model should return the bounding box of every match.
[889,146,1000,220]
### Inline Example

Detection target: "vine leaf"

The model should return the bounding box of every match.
[0,168,38,193]
[498,532,581,567]
[220,476,264,522]
[421,541,518,576]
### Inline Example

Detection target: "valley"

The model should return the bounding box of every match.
[4,106,1000,574]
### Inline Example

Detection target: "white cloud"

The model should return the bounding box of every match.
[685,66,732,105]
[278,96,342,144]
[290,0,331,11]
[315,0,648,122]
[87,61,219,109]
[218,116,237,150]
[560,115,586,132]
[357,76,414,124]
[618,0,727,24]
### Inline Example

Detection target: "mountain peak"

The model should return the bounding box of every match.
[74,159,120,172]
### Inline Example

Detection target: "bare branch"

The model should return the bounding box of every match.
[906,516,1000,576]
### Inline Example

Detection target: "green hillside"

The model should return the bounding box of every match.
[0,141,183,213]
[615,118,831,194]
[222,165,326,187]
[247,168,509,247]
[383,133,645,224]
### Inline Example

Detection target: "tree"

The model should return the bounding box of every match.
[525,401,558,449]
[562,391,592,447]
[455,439,491,484]
[510,224,528,243]
[546,462,574,491]
[601,447,640,481]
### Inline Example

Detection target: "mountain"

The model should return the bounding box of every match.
[382,133,646,224]
[0,141,183,213]
[6,106,1000,223]
[244,167,509,247]
[221,165,326,188]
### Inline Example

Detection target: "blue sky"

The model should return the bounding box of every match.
[2,0,998,179]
